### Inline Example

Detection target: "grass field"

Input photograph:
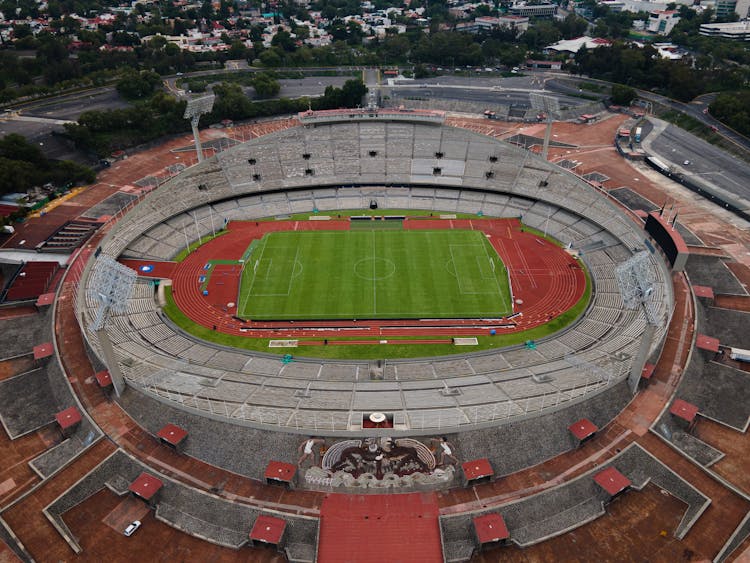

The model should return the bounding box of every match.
[237,229,512,320]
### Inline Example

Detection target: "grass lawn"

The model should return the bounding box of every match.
[236,229,512,320]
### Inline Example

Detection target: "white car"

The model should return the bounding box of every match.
[683,160,690,165]
[124,520,141,537]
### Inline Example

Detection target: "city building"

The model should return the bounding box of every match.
[647,10,680,35]
[508,1,557,17]
[700,20,750,40]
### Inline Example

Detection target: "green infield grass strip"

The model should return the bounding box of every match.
[162,272,591,360]
[236,229,512,320]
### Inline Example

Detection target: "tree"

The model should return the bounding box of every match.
[116,69,161,99]
[341,78,367,107]
[252,72,280,99]
[611,84,636,105]
[259,48,283,67]
[271,29,296,52]
[0,133,45,165]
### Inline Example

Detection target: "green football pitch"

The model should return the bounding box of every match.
[237,229,512,320]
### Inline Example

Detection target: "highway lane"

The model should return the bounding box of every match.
[649,123,750,203]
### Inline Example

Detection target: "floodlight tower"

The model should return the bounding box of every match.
[615,251,662,392]
[183,94,215,163]
[529,93,560,161]
[87,256,137,396]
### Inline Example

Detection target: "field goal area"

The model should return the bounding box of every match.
[237,229,512,320]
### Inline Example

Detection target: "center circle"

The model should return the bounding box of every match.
[353,258,396,281]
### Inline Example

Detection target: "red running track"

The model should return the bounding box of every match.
[125,217,586,340]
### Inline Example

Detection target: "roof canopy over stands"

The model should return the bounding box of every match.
[129,472,163,500]
[249,515,286,545]
[55,406,82,430]
[568,418,598,441]
[33,342,54,360]
[641,363,656,380]
[473,512,509,544]
[692,286,714,299]
[94,370,113,388]
[670,399,700,423]
[696,334,720,353]
[594,467,631,496]
[35,292,56,307]
[157,423,188,447]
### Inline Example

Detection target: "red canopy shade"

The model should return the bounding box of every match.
[670,398,699,423]
[594,467,631,496]
[94,370,112,387]
[568,418,598,441]
[36,293,55,307]
[55,406,82,430]
[695,334,720,353]
[462,458,494,481]
[33,342,54,360]
[157,423,188,446]
[692,286,714,299]
[641,363,656,380]
[129,472,163,500]
[249,515,286,545]
[473,513,509,544]
[264,461,296,483]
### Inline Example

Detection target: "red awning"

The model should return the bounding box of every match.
[670,398,699,423]
[473,513,509,544]
[462,458,494,481]
[129,472,163,500]
[568,418,598,441]
[55,406,82,430]
[696,334,720,353]
[594,467,631,496]
[36,293,55,307]
[94,370,112,387]
[641,363,656,380]
[692,286,714,299]
[33,342,54,360]
[249,515,286,544]
[157,423,188,446]
[264,460,296,483]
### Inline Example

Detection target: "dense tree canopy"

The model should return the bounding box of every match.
[0,133,95,196]
[710,91,750,136]
[116,69,161,99]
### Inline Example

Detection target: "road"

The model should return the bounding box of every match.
[647,121,750,203]
[381,73,589,109]
[550,74,750,156]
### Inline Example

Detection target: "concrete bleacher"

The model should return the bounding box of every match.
[3,261,59,302]
[79,233,662,434]
[440,442,709,560]
[654,298,750,432]
[79,121,674,438]
[44,447,319,556]
[0,368,59,438]
[0,305,101,476]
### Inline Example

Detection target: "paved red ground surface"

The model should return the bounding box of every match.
[164,217,585,341]
[318,492,442,563]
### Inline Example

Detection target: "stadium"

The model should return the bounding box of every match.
[1,106,749,562]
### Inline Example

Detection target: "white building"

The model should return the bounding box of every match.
[455,14,529,34]
[544,36,612,56]
[699,20,750,40]
[647,10,680,35]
